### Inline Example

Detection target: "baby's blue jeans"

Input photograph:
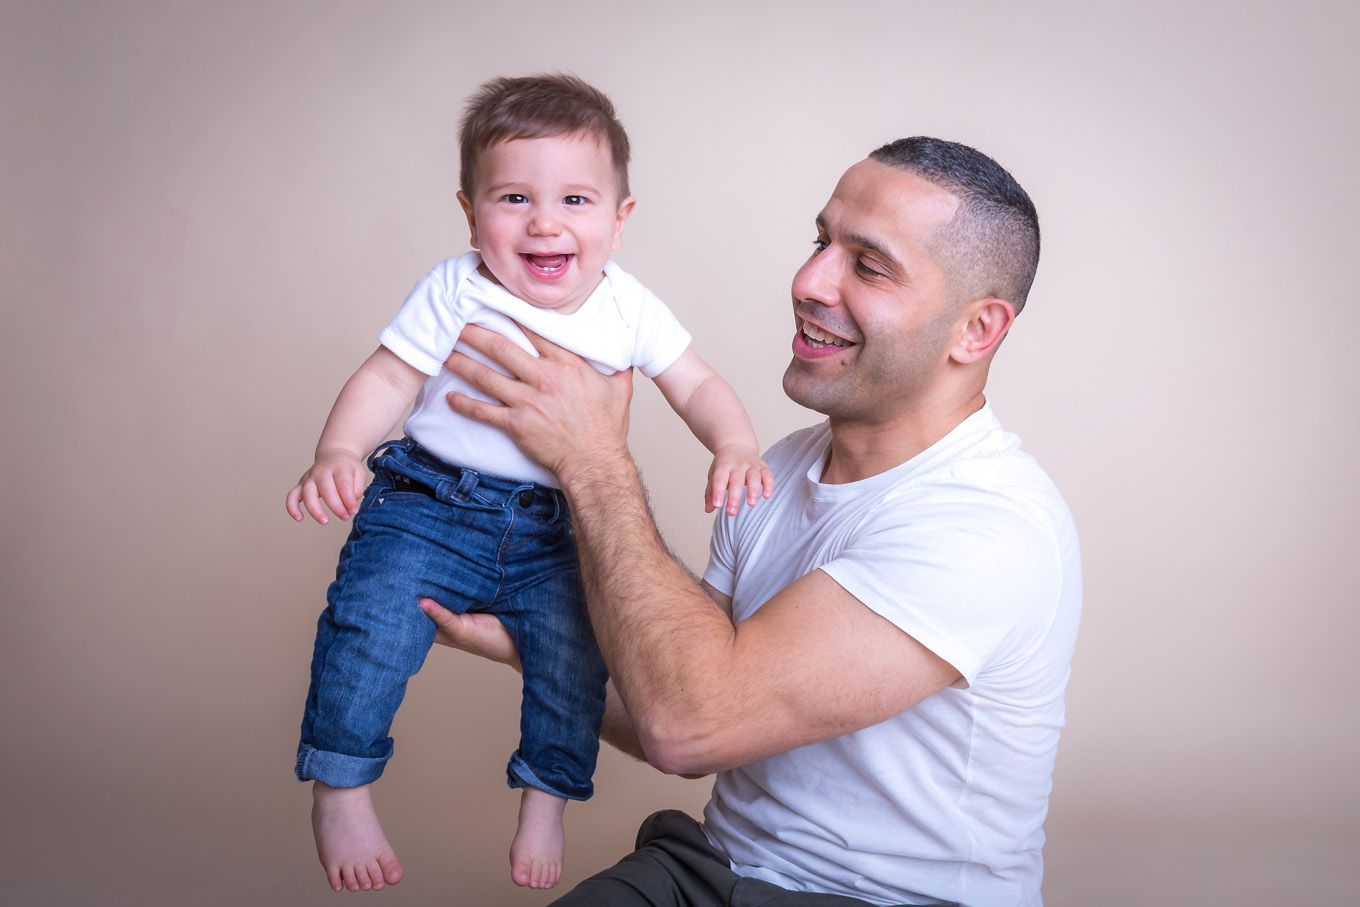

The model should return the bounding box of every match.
[296,438,606,801]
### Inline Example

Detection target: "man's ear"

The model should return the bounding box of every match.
[457,191,478,248]
[950,298,1016,364]
[612,196,637,251]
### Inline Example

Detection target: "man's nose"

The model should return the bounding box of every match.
[791,246,840,307]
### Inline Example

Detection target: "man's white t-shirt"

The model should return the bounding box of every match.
[702,406,1082,907]
[378,252,691,487]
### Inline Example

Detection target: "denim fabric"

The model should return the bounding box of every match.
[297,438,607,800]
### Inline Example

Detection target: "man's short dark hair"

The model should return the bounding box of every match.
[459,73,631,199]
[870,137,1040,314]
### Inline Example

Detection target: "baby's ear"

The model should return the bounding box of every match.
[457,191,479,248]
[612,196,637,251]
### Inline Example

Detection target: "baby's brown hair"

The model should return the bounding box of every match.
[459,74,631,199]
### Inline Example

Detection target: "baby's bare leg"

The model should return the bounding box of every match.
[510,787,567,889]
[311,781,405,892]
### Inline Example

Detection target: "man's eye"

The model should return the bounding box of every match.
[563,195,588,206]
[856,260,884,278]
[503,194,528,204]
[811,238,829,253]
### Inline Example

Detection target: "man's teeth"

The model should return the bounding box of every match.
[801,321,851,348]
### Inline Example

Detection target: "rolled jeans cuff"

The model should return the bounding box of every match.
[296,743,388,788]
[506,752,593,802]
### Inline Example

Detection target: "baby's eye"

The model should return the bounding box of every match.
[563,195,588,206]
[502,193,528,204]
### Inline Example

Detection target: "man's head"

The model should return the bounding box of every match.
[456,75,636,314]
[459,74,631,200]
[869,137,1039,316]
[783,138,1038,425]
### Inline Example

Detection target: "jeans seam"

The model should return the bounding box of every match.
[491,504,515,602]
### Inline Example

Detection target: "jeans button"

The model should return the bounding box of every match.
[518,490,535,508]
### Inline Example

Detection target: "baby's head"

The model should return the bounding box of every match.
[457,74,636,314]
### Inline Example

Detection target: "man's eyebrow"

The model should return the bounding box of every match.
[816,215,903,272]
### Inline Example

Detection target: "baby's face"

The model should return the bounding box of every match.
[459,133,634,315]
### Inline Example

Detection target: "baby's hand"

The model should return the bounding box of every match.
[706,445,774,516]
[285,451,369,524]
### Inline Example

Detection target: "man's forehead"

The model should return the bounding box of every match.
[820,158,960,250]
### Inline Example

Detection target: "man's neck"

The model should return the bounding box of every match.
[820,391,986,485]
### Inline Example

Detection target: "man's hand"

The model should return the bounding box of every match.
[418,598,521,671]
[285,451,368,524]
[444,324,634,482]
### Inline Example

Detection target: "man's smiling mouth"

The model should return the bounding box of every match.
[800,319,854,348]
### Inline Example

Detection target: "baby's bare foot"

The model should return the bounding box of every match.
[509,787,566,889]
[311,781,405,892]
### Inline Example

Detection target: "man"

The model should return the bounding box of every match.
[422,137,1082,906]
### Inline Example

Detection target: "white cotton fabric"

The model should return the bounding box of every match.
[379,252,691,487]
[701,405,1082,907]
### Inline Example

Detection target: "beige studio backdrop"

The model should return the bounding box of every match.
[3,2,1357,905]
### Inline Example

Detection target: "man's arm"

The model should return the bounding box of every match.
[444,325,959,775]
[419,581,734,768]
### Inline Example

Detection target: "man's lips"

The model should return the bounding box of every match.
[522,253,572,280]
[792,318,857,359]
[800,318,855,346]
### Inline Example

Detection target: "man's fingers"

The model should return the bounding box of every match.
[445,389,514,431]
[418,596,458,631]
[453,324,542,377]
[445,350,530,408]
[419,598,521,669]
[513,323,572,361]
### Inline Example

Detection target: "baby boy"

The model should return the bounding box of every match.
[286,74,771,893]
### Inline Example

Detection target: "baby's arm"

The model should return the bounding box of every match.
[285,346,427,524]
[652,348,773,515]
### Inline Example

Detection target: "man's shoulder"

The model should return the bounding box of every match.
[763,422,831,471]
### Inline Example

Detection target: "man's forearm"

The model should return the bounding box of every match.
[560,451,736,773]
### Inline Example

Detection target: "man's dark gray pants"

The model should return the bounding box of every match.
[549,810,927,907]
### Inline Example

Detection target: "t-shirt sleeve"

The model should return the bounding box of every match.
[703,508,738,598]
[378,260,471,376]
[819,493,1062,686]
[630,285,692,378]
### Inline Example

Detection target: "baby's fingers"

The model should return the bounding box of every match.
[745,466,768,507]
[725,467,748,516]
[335,467,364,518]
[707,469,730,514]
[285,484,305,521]
[301,481,330,525]
[760,465,774,501]
[317,472,349,521]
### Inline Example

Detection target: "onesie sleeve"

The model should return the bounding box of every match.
[819,490,1063,686]
[629,283,692,378]
[378,258,475,376]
